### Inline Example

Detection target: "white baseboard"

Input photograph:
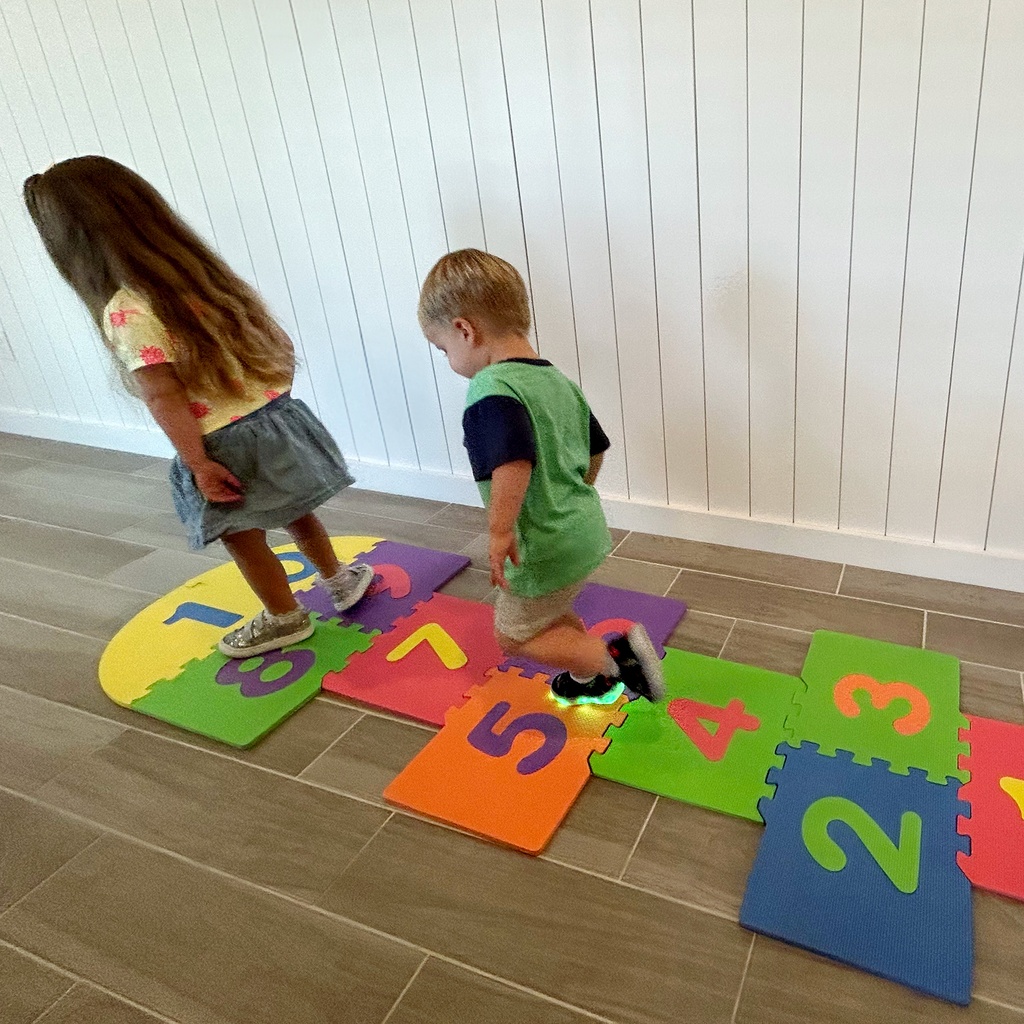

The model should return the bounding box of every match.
[4,410,1022,593]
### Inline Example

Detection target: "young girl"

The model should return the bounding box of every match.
[24,155,372,658]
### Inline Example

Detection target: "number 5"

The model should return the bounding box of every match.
[802,796,922,894]
[467,702,568,775]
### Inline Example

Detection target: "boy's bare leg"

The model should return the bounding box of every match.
[222,528,300,616]
[286,512,342,578]
[499,614,610,679]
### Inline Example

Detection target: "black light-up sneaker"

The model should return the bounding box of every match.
[606,624,666,702]
[549,672,625,706]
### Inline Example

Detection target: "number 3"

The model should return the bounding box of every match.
[832,674,931,736]
[802,796,922,894]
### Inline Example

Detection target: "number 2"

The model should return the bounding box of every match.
[802,796,922,894]
[467,702,568,775]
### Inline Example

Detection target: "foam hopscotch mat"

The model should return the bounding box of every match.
[98,535,468,747]
[957,714,1024,901]
[792,631,968,784]
[503,581,686,678]
[589,647,800,821]
[384,666,626,853]
[321,592,503,726]
[740,742,973,1005]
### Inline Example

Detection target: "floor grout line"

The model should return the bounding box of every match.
[296,711,367,780]
[923,609,928,649]
[835,563,846,596]
[0,835,105,927]
[617,795,658,881]
[27,983,78,1024]
[717,619,738,659]
[379,955,429,1024]
[0,553,174,602]
[662,567,683,598]
[730,934,756,1024]
[0,790,624,1024]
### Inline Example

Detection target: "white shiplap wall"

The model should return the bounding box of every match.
[1,0,1022,590]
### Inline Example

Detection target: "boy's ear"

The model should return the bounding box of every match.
[453,316,477,345]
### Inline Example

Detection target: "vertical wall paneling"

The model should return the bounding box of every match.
[328,0,451,472]
[641,0,708,511]
[746,0,801,523]
[692,0,750,516]
[934,0,1024,549]
[885,0,988,541]
[839,0,923,536]
[493,0,580,380]
[289,0,418,468]
[591,0,666,503]
[793,0,862,527]
[542,0,626,497]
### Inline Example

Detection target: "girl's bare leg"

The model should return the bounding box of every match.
[222,528,298,615]
[286,513,342,578]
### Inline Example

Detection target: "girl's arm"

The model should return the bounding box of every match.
[134,364,244,503]
[488,459,532,588]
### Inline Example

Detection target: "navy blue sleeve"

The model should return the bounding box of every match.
[463,395,536,482]
[589,411,611,456]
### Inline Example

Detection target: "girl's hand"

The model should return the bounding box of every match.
[193,459,245,504]
[489,530,520,588]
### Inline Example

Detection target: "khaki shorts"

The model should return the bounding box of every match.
[494,581,585,644]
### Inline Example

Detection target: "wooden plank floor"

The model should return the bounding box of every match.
[0,430,1022,1024]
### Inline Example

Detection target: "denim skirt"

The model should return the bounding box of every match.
[170,394,354,550]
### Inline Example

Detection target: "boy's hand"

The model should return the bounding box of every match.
[194,459,246,504]
[489,530,520,588]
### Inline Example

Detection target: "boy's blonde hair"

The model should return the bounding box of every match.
[418,249,531,335]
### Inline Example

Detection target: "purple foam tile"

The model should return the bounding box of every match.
[503,581,687,678]
[300,541,471,635]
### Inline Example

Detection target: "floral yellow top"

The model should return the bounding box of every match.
[102,288,291,434]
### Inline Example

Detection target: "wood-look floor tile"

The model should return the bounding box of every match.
[623,799,762,919]
[927,614,1024,672]
[323,486,448,524]
[666,611,736,657]
[542,778,657,878]
[20,438,159,474]
[437,567,496,603]
[388,958,594,1024]
[14,462,172,513]
[0,835,423,1024]
[35,984,166,1024]
[300,714,433,803]
[0,790,98,912]
[960,663,1024,724]
[0,689,124,796]
[588,555,681,596]
[0,431,59,459]
[616,533,843,591]
[0,517,152,580]
[669,571,924,646]
[130,457,172,481]
[320,815,751,1024]
[37,729,390,903]
[113,512,233,556]
[0,451,34,476]
[103,548,225,594]
[841,565,1024,627]
[720,622,812,677]
[0,944,73,1024]
[0,481,144,537]
[736,936,1020,1022]
[0,559,152,640]
[459,533,489,571]
[974,892,1024,1009]
[314,505,478,554]
[428,502,489,532]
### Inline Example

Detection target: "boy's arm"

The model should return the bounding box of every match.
[488,459,532,588]
[584,452,603,486]
[134,364,245,503]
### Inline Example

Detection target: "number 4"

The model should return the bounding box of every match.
[668,698,760,761]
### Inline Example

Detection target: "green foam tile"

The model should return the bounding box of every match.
[590,647,801,822]
[792,630,966,784]
[131,619,375,748]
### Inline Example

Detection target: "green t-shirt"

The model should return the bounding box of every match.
[464,359,612,597]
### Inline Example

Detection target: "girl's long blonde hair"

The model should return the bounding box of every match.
[23,155,294,396]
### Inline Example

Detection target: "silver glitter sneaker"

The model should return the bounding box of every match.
[217,608,315,658]
[321,563,375,613]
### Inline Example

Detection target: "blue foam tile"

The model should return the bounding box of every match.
[740,742,973,1005]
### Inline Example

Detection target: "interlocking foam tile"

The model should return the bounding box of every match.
[503,581,686,677]
[297,540,470,635]
[792,630,967,784]
[590,648,799,821]
[98,536,382,708]
[957,715,1024,901]
[321,593,503,726]
[384,666,626,854]
[130,618,375,747]
[740,742,973,1005]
